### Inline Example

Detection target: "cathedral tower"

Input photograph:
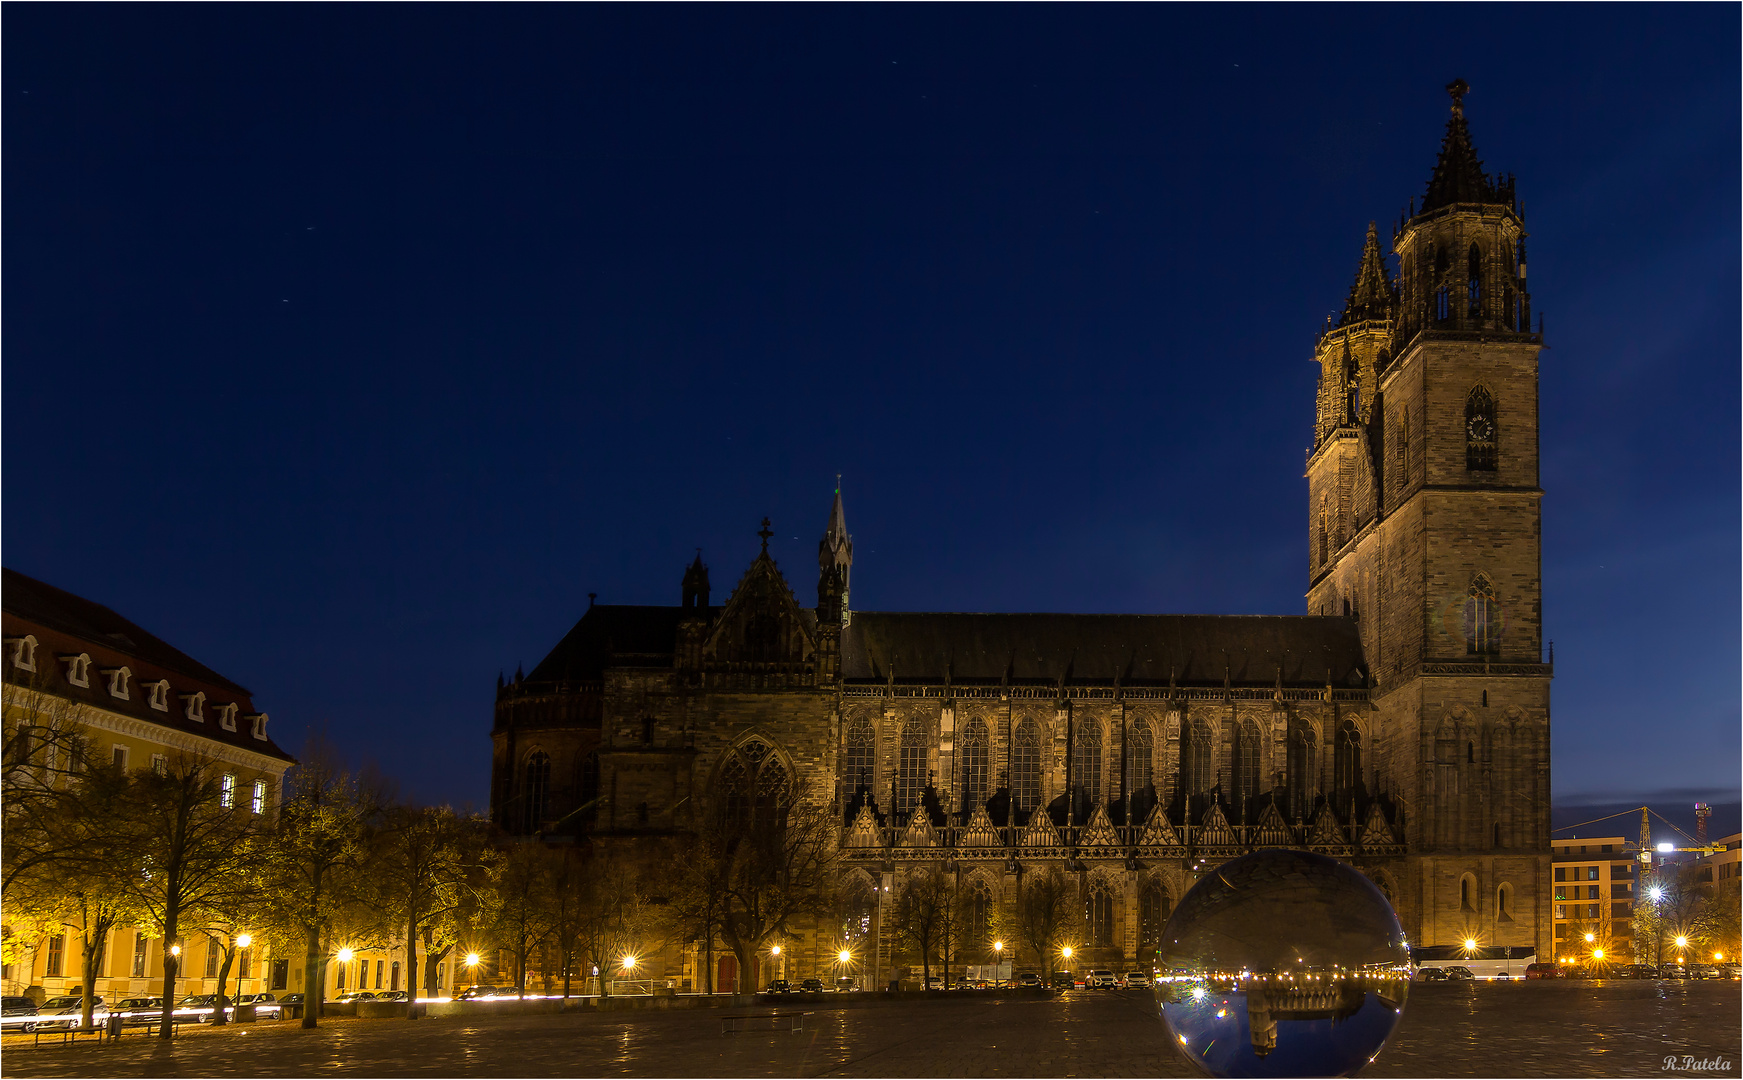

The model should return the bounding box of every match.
[1307,80,1551,958]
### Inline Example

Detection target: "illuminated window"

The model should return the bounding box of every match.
[896,720,926,814]
[959,718,989,811]
[1012,720,1041,812]
[843,717,875,797]
[220,773,236,809]
[252,779,267,815]
[1070,719,1102,804]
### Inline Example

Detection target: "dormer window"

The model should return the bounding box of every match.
[145,680,171,712]
[6,635,38,672]
[61,653,92,688]
[246,713,270,741]
[103,666,133,700]
[215,703,238,732]
[181,691,206,722]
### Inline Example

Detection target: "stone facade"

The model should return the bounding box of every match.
[489,83,1552,986]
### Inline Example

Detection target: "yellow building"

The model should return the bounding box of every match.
[1550,834,1634,963]
[2,568,295,1001]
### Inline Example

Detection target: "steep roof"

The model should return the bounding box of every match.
[1419,80,1513,214]
[4,568,250,694]
[841,612,1367,688]
[525,604,698,682]
[1336,223,1394,328]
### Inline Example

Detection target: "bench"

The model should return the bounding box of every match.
[720,1011,812,1035]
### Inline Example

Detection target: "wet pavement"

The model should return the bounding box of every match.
[1,981,1736,1077]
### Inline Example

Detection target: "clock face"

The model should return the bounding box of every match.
[1468,415,1494,442]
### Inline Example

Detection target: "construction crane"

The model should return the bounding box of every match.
[1555,805,1724,897]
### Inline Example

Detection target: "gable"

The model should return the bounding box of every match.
[704,553,817,665]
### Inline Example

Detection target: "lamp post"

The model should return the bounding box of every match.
[993,940,1004,987]
[464,952,480,994]
[838,949,853,991]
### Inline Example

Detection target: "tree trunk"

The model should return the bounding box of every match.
[79,927,107,1031]
[404,914,419,1018]
[301,923,323,1029]
[157,908,181,1040]
[704,936,714,995]
[212,949,236,1026]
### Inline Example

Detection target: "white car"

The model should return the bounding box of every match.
[1086,970,1118,989]
[25,995,102,1032]
[1124,971,1152,988]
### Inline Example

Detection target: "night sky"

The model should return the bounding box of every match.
[5,7,1737,818]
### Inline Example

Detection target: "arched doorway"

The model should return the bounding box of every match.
[717,954,738,994]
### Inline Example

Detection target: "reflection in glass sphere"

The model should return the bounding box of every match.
[1153,849,1411,1078]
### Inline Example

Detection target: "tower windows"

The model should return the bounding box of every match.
[1468,243,1482,317]
[959,718,989,812]
[1465,574,1501,655]
[522,751,550,833]
[1436,287,1450,322]
[1317,499,1329,567]
[1071,719,1103,804]
[1465,385,1497,471]
[1012,719,1042,812]
[1344,348,1360,423]
[1396,407,1410,486]
[896,719,926,814]
[843,717,875,797]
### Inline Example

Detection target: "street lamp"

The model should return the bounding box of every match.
[236,934,252,949]
[1584,933,1595,944]
[1675,936,1688,950]
[1463,938,1477,953]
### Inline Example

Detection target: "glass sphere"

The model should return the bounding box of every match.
[1153,849,1411,1078]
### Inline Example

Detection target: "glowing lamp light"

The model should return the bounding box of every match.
[993,941,1004,953]
[1650,887,1665,901]
[1061,946,1073,959]
[1191,986,1206,1001]
[838,950,852,964]
[170,944,181,957]
[465,952,481,967]
[621,956,638,971]
[236,934,252,949]
[770,945,781,957]
[1716,953,1725,961]
[1593,949,1604,960]
[1464,938,1478,952]
[336,947,354,963]
[1675,937,1689,949]
[1584,933,1595,943]
[1657,842,1674,853]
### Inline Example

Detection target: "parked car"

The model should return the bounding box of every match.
[763,980,792,995]
[111,997,163,1024]
[1050,971,1075,990]
[374,990,409,1002]
[1659,963,1691,979]
[1444,966,1476,981]
[332,991,376,1004]
[1018,973,1042,988]
[1124,971,1152,989]
[1723,964,1742,981]
[29,995,103,1031]
[239,993,277,1004]
[1,996,39,1018]
[1086,970,1118,989]
[1416,967,1449,981]
[798,979,824,994]
[1523,963,1561,979]
[1688,964,1723,980]
[834,977,859,992]
[281,993,306,1005]
[1613,964,1657,979]
[924,975,944,990]
[454,985,498,1000]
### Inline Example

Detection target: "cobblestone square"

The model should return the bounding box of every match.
[2,982,1736,1078]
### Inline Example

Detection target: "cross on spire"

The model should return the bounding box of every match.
[1446,78,1469,115]
[758,517,773,552]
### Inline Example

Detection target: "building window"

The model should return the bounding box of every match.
[1087,880,1116,947]
[896,721,926,815]
[252,779,267,815]
[1070,719,1102,804]
[1334,718,1363,799]
[1465,574,1500,656]
[46,934,64,977]
[336,962,346,991]
[248,713,270,740]
[133,933,149,978]
[1139,882,1169,954]
[6,635,38,672]
[1288,726,1318,821]
[104,666,132,700]
[1497,883,1512,920]
[1128,720,1154,795]
[1467,243,1482,317]
[641,717,654,744]
[1344,349,1361,423]
[967,880,993,949]
[1317,500,1329,566]
[1465,385,1497,471]
[1587,867,1600,881]
[1436,286,1450,321]
[376,960,384,989]
[1459,875,1475,912]
[843,718,875,797]
[112,745,128,770]
[1232,719,1261,820]
[716,737,790,830]
[182,691,206,722]
[1183,718,1213,801]
[63,653,92,688]
[1554,904,1566,920]
[1554,867,1565,882]
[271,959,288,990]
[238,947,252,979]
[1012,719,1041,812]
[220,773,236,809]
[146,680,171,711]
[206,935,222,978]
[959,718,989,812]
[1396,408,1410,484]
[151,754,167,776]
[522,752,551,833]
[216,704,238,732]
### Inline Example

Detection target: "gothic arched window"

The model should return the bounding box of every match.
[967,879,994,950]
[1087,880,1116,947]
[1334,718,1363,800]
[1465,574,1500,656]
[1139,881,1169,956]
[895,719,926,814]
[1465,385,1497,471]
[578,750,600,807]
[1071,719,1103,804]
[1128,721,1154,795]
[1182,717,1213,799]
[1012,719,1041,812]
[1468,243,1482,317]
[1317,499,1329,566]
[959,718,990,812]
[1288,726,1318,821]
[522,751,551,833]
[1232,719,1261,820]
[743,613,781,662]
[1345,350,1361,423]
[717,737,790,831]
[843,717,875,797]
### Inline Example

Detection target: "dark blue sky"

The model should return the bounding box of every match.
[5,6,1737,811]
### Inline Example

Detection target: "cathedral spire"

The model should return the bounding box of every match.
[818,478,853,627]
[1420,79,1512,213]
[1336,223,1394,328]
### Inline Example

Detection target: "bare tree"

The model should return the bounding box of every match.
[1,675,97,895]
[892,868,955,989]
[999,867,1074,982]
[367,804,488,1016]
[706,787,837,995]
[484,843,559,998]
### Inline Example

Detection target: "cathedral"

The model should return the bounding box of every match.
[489,81,1552,987]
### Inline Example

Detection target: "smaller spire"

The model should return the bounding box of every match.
[1336,222,1394,328]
